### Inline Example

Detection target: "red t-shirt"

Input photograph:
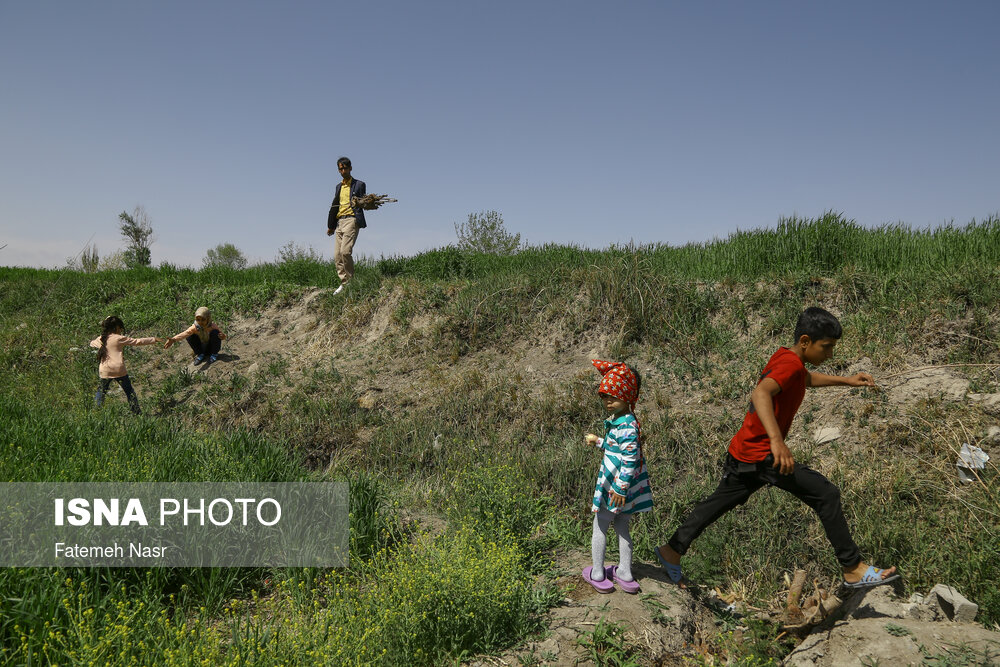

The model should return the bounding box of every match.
[728,347,807,463]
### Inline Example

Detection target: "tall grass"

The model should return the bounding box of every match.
[367,212,1000,282]
[0,392,309,662]
[0,393,306,483]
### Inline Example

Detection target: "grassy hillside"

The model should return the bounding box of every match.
[2,213,998,664]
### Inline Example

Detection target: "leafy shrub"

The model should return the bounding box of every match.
[98,249,128,271]
[203,243,248,270]
[455,210,522,255]
[276,241,322,264]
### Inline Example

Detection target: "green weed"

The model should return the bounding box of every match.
[576,618,643,667]
[920,640,1000,666]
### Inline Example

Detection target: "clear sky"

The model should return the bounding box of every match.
[2,1,997,268]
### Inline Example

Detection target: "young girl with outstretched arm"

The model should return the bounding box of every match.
[89,316,162,414]
[582,360,653,594]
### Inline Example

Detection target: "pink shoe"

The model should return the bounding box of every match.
[582,566,614,593]
[610,566,640,594]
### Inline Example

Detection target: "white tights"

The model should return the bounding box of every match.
[591,510,633,581]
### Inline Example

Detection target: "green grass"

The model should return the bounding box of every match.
[576,618,644,667]
[2,213,999,664]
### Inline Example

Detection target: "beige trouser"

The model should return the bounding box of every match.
[333,216,359,284]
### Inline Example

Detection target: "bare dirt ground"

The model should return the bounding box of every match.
[146,286,1000,665]
[477,552,720,666]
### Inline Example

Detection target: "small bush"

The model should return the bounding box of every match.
[276,241,322,264]
[203,243,248,270]
[455,210,522,255]
[98,249,128,271]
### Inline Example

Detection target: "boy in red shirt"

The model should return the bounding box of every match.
[656,307,898,589]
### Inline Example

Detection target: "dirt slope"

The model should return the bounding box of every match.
[146,286,1000,665]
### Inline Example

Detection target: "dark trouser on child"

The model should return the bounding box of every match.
[186,330,222,363]
[95,375,141,415]
[667,453,862,568]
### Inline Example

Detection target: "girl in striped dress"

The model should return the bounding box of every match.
[582,360,652,594]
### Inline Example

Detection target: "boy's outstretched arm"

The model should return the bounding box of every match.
[807,371,875,388]
[753,377,795,475]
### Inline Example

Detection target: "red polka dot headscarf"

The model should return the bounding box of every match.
[592,359,639,409]
[593,359,642,444]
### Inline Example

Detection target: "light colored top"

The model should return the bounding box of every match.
[591,413,653,514]
[90,333,157,378]
[168,321,226,343]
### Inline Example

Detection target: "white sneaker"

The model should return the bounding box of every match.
[333,284,344,295]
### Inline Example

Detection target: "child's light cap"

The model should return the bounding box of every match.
[592,359,638,405]
[195,307,211,320]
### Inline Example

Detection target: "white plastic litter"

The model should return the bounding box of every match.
[813,427,841,445]
[956,443,989,483]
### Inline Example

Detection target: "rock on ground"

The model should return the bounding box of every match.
[784,586,1000,666]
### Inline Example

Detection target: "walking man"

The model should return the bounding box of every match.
[327,156,366,294]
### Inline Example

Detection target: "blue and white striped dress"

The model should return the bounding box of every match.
[591,413,653,514]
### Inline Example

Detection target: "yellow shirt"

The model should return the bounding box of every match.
[337,178,355,220]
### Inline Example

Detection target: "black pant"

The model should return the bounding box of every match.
[95,375,141,414]
[667,453,862,568]
[185,330,222,356]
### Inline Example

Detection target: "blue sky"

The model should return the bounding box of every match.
[1,1,997,268]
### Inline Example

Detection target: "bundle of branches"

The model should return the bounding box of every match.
[351,193,398,210]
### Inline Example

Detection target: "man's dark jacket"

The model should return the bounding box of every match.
[327,179,367,231]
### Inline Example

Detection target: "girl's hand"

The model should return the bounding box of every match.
[163,339,174,349]
[585,433,600,447]
[608,490,626,509]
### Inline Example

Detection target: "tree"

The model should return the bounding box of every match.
[454,210,522,254]
[203,243,248,270]
[118,205,154,268]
